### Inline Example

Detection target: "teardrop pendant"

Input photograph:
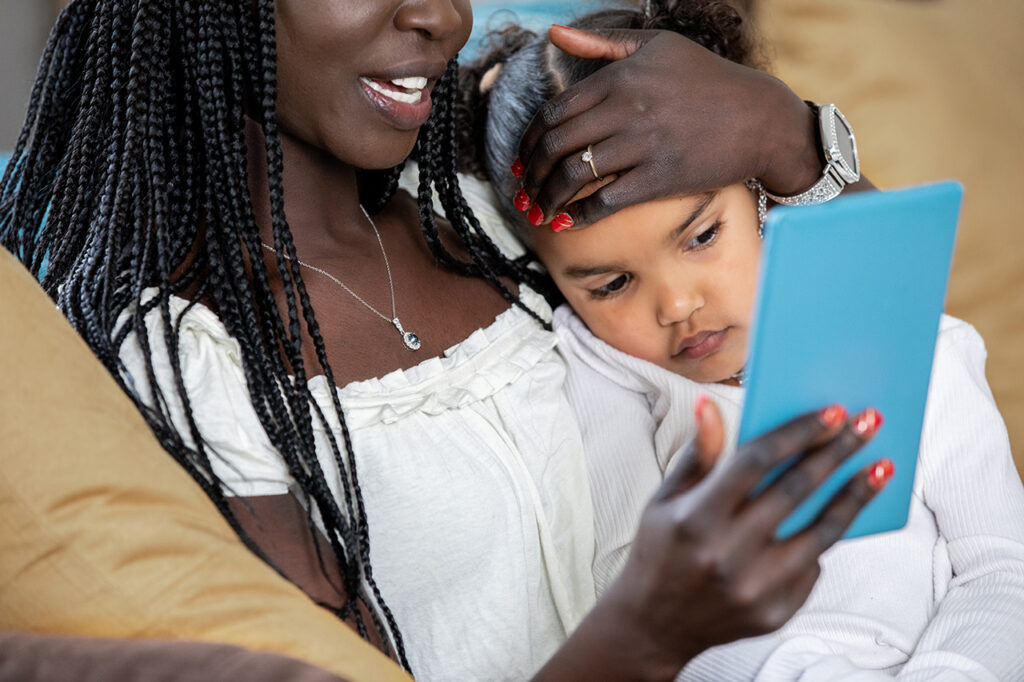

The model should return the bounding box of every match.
[393,317,421,351]
[403,331,421,351]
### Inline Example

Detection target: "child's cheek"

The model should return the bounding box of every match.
[577,303,651,361]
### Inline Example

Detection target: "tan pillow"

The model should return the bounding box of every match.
[0,247,410,682]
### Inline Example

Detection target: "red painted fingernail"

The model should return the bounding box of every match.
[867,458,895,490]
[514,188,531,212]
[510,158,525,178]
[552,213,574,232]
[528,204,544,226]
[695,394,708,422]
[853,408,884,437]
[552,24,571,30]
[819,404,848,428]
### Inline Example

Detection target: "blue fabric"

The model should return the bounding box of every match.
[0,151,50,277]
[464,1,587,59]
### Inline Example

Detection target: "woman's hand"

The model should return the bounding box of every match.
[533,400,890,681]
[515,25,824,228]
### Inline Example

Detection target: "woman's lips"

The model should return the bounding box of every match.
[359,76,434,131]
[675,328,728,360]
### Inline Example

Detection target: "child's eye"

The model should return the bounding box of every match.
[686,220,722,250]
[591,273,632,299]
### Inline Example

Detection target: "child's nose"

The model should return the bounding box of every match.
[655,277,702,326]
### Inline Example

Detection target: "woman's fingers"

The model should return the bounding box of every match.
[718,409,881,567]
[557,167,657,229]
[655,396,727,502]
[694,395,726,470]
[526,136,643,225]
[547,25,653,62]
[702,406,850,514]
[765,458,891,581]
[514,28,659,224]
[515,107,616,209]
[717,458,890,634]
[516,71,612,177]
[733,408,881,537]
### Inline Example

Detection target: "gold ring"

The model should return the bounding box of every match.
[582,145,601,181]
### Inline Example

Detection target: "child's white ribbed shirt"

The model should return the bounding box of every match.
[555,306,1024,681]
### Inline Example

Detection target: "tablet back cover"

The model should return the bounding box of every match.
[739,181,962,539]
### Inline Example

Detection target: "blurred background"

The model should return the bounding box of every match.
[1,0,1022,473]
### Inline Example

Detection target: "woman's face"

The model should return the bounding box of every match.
[274,0,472,169]
[534,183,762,384]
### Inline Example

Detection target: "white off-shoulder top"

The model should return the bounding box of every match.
[117,176,597,681]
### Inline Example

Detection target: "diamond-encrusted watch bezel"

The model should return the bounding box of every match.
[821,104,860,184]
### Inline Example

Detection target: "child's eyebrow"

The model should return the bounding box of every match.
[564,262,626,279]
[663,191,717,248]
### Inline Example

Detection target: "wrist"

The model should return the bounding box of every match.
[538,577,702,682]
[533,595,682,682]
[758,83,822,197]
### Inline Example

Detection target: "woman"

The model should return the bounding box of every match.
[0,0,881,679]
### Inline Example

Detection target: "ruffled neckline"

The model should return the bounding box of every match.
[309,286,553,410]
[152,286,555,428]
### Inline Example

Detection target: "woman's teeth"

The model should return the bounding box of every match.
[390,76,428,90]
[360,76,428,104]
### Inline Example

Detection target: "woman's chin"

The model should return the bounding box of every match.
[366,132,421,170]
[321,129,419,172]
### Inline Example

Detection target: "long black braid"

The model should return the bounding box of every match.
[0,0,547,670]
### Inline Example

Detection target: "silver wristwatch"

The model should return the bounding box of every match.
[764,103,860,206]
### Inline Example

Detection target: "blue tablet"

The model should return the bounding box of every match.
[739,181,962,539]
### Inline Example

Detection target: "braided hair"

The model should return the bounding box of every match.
[0,0,546,669]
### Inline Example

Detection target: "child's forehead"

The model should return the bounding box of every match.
[533,193,713,267]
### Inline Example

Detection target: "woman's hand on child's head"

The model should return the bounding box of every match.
[515,25,819,229]
[599,401,891,676]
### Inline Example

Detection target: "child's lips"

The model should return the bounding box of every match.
[675,328,728,360]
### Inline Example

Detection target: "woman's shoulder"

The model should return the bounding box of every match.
[116,290,242,373]
[115,290,290,495]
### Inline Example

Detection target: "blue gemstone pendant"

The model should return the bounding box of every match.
[403,331,421,351]
[393,318,421,351]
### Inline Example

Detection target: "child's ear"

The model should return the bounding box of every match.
[479,64,502,94]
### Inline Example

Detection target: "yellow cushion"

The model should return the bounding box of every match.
[0,247,411,682]
[760,0,1024,473]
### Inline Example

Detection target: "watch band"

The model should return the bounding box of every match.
[764,102,860,207]
[764,164,846,206]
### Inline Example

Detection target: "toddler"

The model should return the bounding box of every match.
[461,2,1024,679]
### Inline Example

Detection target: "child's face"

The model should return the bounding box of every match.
[534,183,762,384]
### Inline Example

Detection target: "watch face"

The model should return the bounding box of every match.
[828,107,860,183]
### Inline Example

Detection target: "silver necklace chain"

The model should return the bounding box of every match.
[260,205,421,351]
